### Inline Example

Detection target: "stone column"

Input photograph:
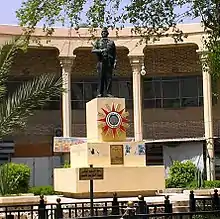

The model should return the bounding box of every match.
[59,57,75,137]
[199,52,215,181]
[129,56,145,142]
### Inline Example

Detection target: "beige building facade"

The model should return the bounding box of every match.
[0,23,217,175]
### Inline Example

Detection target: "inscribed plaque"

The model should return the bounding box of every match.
[79,167,104,180]
[110,145,124,165]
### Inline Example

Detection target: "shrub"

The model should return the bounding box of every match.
[29,185,57,195]
[166,161,197,188]
[186,180,200,189]
[165,178,172,188]
[7,163,31,193]
[62,161,70,168]
[186,180,220,189]
[204,180,220,189]
[0,162,31,195]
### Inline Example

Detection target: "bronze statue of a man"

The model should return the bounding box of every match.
[92,27,117,97]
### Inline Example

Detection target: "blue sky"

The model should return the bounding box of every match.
[0,0,200,26]
[0,0,22,25]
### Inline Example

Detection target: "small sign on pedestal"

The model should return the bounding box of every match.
[79,167,104,180]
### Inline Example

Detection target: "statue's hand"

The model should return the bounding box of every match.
[113,62,117,69]
[101,49,107,53]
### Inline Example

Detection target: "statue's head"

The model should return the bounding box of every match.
[101,27,109,38]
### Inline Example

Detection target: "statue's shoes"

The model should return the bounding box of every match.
[106,94,114,97]
[96,94,102,98]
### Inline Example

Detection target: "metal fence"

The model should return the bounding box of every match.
[2,190,220,219]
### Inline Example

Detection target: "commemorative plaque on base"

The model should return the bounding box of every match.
[110,145,124,165]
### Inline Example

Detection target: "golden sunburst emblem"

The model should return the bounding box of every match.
[97,103,129,138]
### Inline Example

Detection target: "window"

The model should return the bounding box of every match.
[9,76,209,111]
[119,81,133,108]
[71,83,83,100]
[162,79,180,108]
[71,79,133,109]
[112,82,119,97]
[162,79,179,99]
[43,100,60,110]
[181,77,198,97]
[84,82,98,101]
[119,81,133,99]
[143,81,154,99]
[143,76,204,108]
[198,77,203,97]
[143,79,162,108]
[71,100,84,109]
[43,96,61,110]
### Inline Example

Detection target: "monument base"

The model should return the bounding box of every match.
[70,141,146,168]
[53,97,165,197]
[54,166,165,198]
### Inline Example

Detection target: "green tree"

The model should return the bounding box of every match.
[15,1,218,41]
[0,36,63,138]
[16,0,185,41]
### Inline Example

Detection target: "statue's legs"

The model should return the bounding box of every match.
[97,62,104,97]
[97,61,113,97]
[106,68,113,97]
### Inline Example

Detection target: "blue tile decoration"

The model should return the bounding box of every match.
[135,144,145,155]
[125,144,131,156]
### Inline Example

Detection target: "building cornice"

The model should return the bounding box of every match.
[0,23,205,39]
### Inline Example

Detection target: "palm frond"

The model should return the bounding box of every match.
[0,73,63,137]
[0,36,28,99]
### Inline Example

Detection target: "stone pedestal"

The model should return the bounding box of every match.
[70,142,146,168]
[54,97,165,197]
[86,98,127,142]
[54,166,165,197]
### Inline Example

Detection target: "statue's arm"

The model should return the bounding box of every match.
[92,41,99,53]
[92,40,105,53]
[112,42,117,68]
[92,48,102,53]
